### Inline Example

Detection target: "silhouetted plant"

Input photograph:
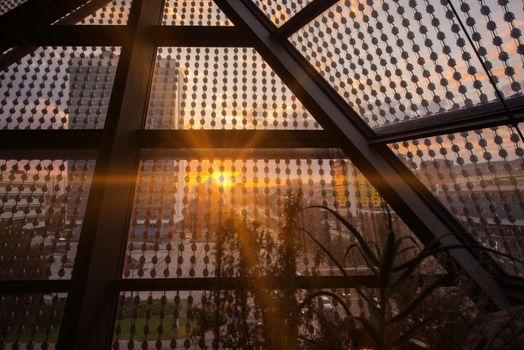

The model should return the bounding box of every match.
[298,204,524,350]
[189,190,524,349]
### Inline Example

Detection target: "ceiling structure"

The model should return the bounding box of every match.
[0,0,523,349]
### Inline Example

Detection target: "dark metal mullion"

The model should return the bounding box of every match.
[141,148,346,160]
[0,149,96,161]
[115,274,455,291]
[0,130,104,149]
[215,0,512,309]
[0,280,71,294]
[0,0,93,52]
[273,0,338,39]
[0,46,36,73]
[152,26,252,47]
[371,100,524,144]
[446,0,524,142]
[0,0,91,28]
[56,0,164,349]
[3,26,251,48]
[2,25,129,47]
[54,0,113,25]
[137,129,337,148]
[0,0,115,72]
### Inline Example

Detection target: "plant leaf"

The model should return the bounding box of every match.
[301,228,376,307]
[391,275,447,323]
[395,245,418,258]
[378,228,396,292]
[394,243,524,273]
[304,206,380,266]
[392,315,438,349]
[343,243,360,262]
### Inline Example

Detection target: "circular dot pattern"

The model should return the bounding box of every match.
[147,47,320,130]
[252,0,313,27]
[162,0,232,26]
[77,0,131,25]
[0,159,95,280]
[391,125,524,276]
[123,154,419,280]
[289,0,521,127]
[0,46,121,130]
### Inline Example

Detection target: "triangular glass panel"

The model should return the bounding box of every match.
[390,124,524,276]
[74,0,132,25]
[146,47,321,130]
[252,0,313,27]
[162,0,232,26]
[0,46,121,129]
[289,1,518,129]
[0,158,96,280]
[452,1,524,99]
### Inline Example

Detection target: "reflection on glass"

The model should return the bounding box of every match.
[123,153,425,279]
[0,159,95,280]
[146,47,320,130]
[0,46,120,130]
[290,0,524,127]
[0,293,67,348]
[391,125,524,276]
[162,0,232,26]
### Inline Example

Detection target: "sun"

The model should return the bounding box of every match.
[211,170,236,188]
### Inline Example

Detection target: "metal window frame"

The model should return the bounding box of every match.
[0,0,523,349]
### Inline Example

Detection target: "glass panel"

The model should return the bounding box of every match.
[252,0,313,27]
[123,150,426,279]
[162,0,232,26]
[0,0,27,16]
[290,0,501,128]
[76,0,132,25]
[0,293,67,348]
[0,159,96,280]
[0,46,120,130]
[390,125,524,276]
[146,47,320,130]
[453,1,524,98]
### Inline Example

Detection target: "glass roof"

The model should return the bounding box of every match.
[162,0,232,26]
[253,0,313,27]
[1,1,523,348]
[289,0,523,128]
[391,124,524,276]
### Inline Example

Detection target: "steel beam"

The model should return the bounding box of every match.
[0,0,92,52]
[56,0,165,349]
[0,130,103,149]
[140,147,346,160]
[2,26,252,48]
[138,129,336,148]
[0,149,96,161]
[116,274,455,291]
[152,26,252,47]
[0,280,71,294]
[215,0,513,309]
[0,0,113,71]
[3,25,129,47]
[54,0,112,25]
[371,96,524,144]
[0,47,36,73]
[273,0,337,39]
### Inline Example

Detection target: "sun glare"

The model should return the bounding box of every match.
[211,170,236,188]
